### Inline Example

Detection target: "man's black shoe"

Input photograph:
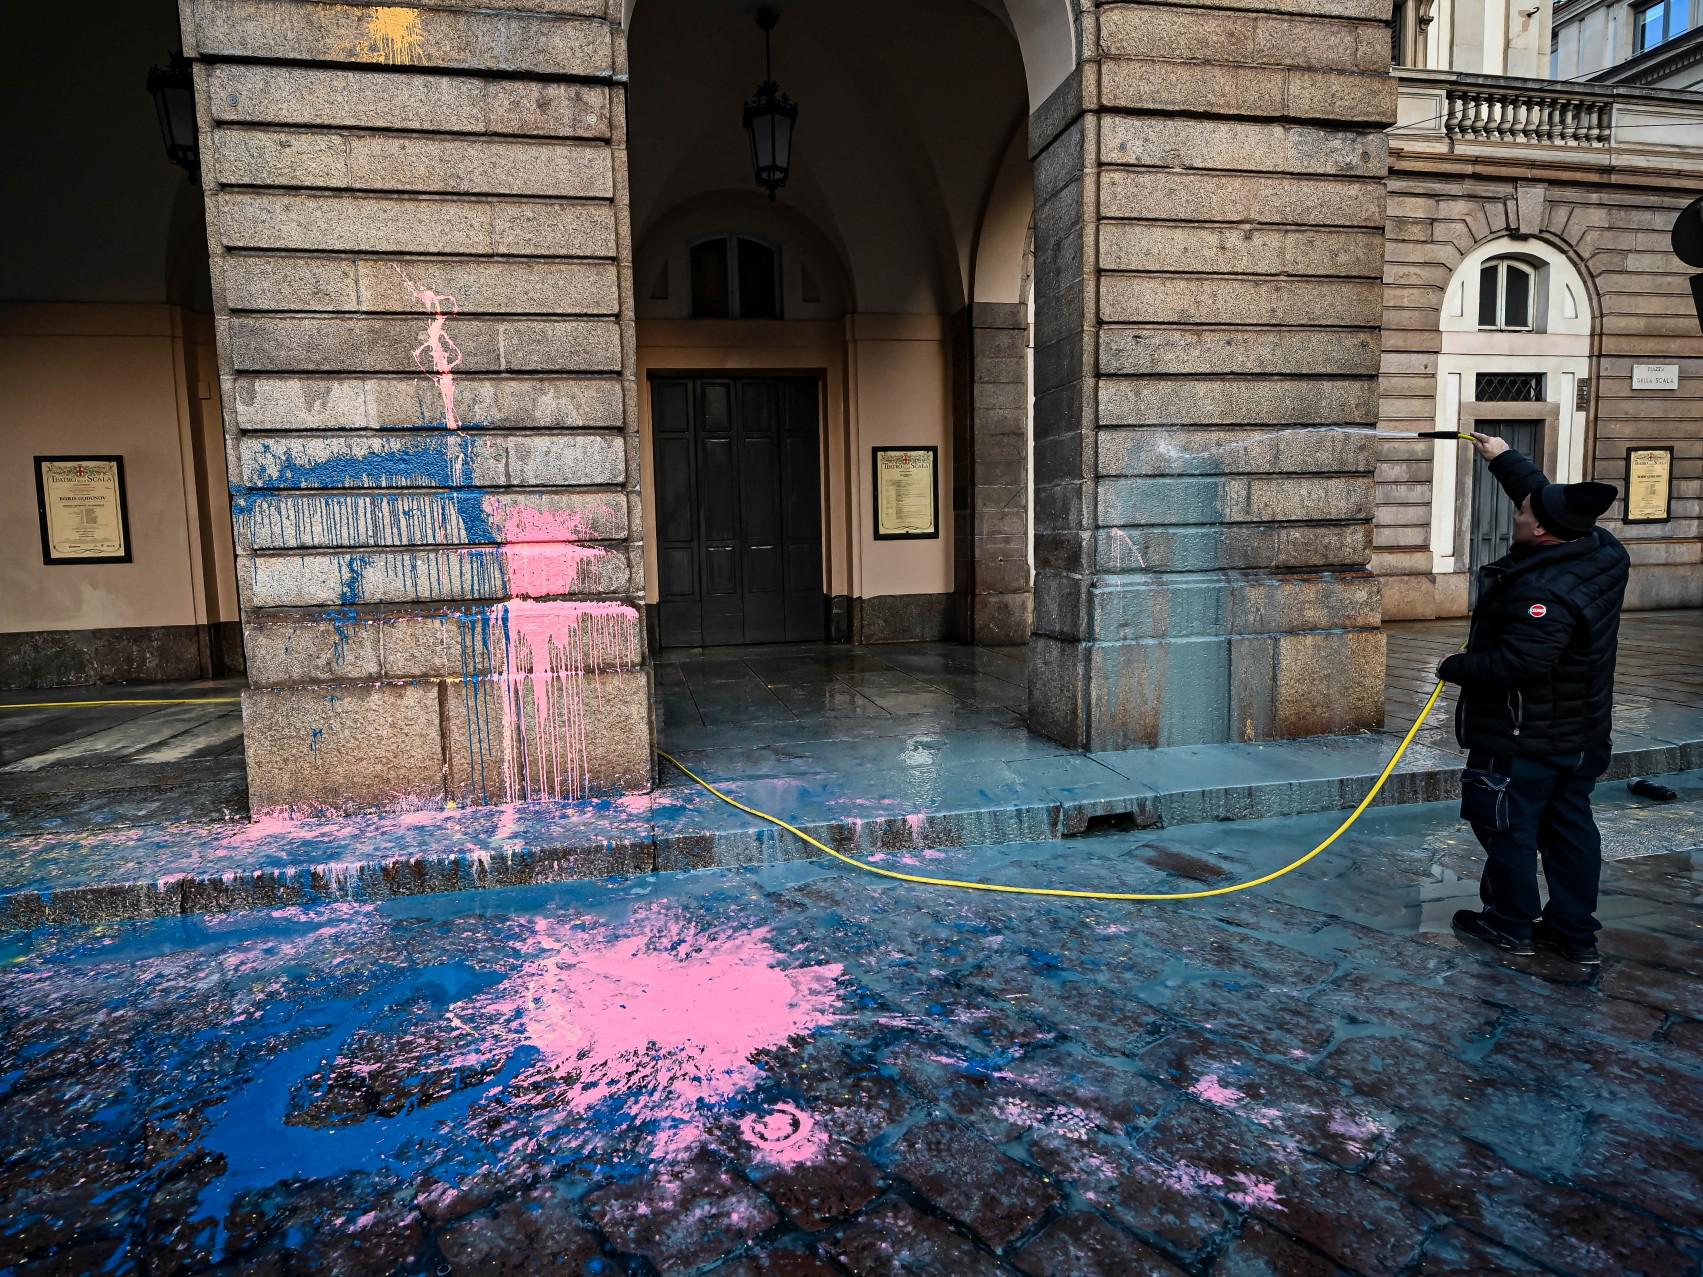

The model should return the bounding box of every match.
[1451,910,1536,956]
[1532,921,1601,966]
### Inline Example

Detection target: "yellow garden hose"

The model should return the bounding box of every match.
[659,678,1448,901]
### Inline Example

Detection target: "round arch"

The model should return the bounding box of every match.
[1429,234,1598,579]
[621,0,1077,111]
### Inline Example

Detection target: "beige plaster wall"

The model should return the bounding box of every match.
[848,315,954,600]
[0,303,237,634]
[635,312,953,606]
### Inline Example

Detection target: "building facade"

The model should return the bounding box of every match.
[1552,0,1703,88]
[1375,0,1703,617]
[2,0,1696,818]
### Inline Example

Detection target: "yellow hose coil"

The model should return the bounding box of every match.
[659,678,1448,901]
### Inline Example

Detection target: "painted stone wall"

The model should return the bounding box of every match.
[182,0,650,814]
[1377,173,1703,618]
[1028,0,1395,750]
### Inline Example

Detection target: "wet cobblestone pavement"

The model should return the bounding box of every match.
[2,789,1700,1276]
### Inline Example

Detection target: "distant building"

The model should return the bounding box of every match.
[1378,0,1703,618]
[1552,0,1703,89]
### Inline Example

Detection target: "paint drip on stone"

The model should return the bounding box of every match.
[402,275,463,431]
[465,503,640,805]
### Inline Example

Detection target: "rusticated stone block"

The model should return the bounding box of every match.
[1101,6,1390,73]
[1286,68,1398,127]
[1102,59,1394,126]
[224,257,619,316]
[236,433,626,491]
[229,375,624,431]
[1101,117,1386,177]
[444,667,652,805]
[1100,276,1383,327]
[1098,424,1374,477]
[227,316,621,373]
[233,488,629,552]
[208,65,612,140]
[190,0,612,78]
[1097,378,1380,427]
[1099,0,1393,24]
[381,603,644,680]
[1097,474,1374,526]
[239,543,631,608]
[244,612,383,685]
[242,681,446,816]
[238,432,506,489]
[1266,627,1387,737]
[1027,633,1088,747]
[1101,170,1384,228]
[1099,224,1384,277]
[1232,571,1381,634]
[1101,326,1380,377]
[1095,521,1373,573]
[218,192,617,258]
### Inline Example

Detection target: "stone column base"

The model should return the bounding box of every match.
[1029,572,1386,750]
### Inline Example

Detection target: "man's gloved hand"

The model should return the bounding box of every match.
[1436,654,1467,684]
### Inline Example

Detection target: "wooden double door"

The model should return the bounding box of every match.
[651,375,826,647]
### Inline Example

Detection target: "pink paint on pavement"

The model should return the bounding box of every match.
[1227,1173,1285,1212]
[1190,1074,1246,1107]
[402,277,462,429]
[486,906,842,1162]
[904,813,929,846]
[738,1102,828,1167]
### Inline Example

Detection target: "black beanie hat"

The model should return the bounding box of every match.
[1537,480,1617,540]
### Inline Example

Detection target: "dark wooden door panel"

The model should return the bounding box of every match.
[651,374,825,647]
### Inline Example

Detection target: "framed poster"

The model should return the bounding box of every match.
[35,456,132,564]
[872,446,939,540]
[1624,446,1673,525]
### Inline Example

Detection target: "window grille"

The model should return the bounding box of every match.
[1475,372,1545,402]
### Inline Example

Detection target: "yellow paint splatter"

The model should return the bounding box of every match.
[352,6,425,65]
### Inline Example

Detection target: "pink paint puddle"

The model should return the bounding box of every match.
[485,906,842,1162]
[738,1102,828,1167]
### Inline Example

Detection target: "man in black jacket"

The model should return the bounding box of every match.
[1436,435,1627,965]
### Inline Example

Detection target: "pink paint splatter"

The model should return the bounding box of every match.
[1227,1173,1285,1212]
[402,276,462,429]
[484,905,842,1162]
[1191,1073,1246,1107]
[738,1102,828,1167]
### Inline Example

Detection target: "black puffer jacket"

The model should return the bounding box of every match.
[1438,450,1629,756]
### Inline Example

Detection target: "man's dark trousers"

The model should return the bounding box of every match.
[1465,744,1611,945]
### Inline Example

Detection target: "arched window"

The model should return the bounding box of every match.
[689,235,782,319]
[1478,257,1537,331]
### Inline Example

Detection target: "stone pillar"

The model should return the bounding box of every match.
[953,303,1035,645]
[1029,0,1393,749]
[182,0,651,814]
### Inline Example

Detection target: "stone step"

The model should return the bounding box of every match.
[4,732,1699,933]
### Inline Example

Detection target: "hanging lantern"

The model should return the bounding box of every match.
[743,8,797,200]
[146,52,199,182]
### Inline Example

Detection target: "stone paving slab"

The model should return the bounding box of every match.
[2,791,1699,1276]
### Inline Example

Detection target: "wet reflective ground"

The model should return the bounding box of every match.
[2,790,1700,1276]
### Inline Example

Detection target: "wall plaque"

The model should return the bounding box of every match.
[35,456,132,564]
[1631,364,1679,390]
[1624,446,1673,524]
[872,446,939,540]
